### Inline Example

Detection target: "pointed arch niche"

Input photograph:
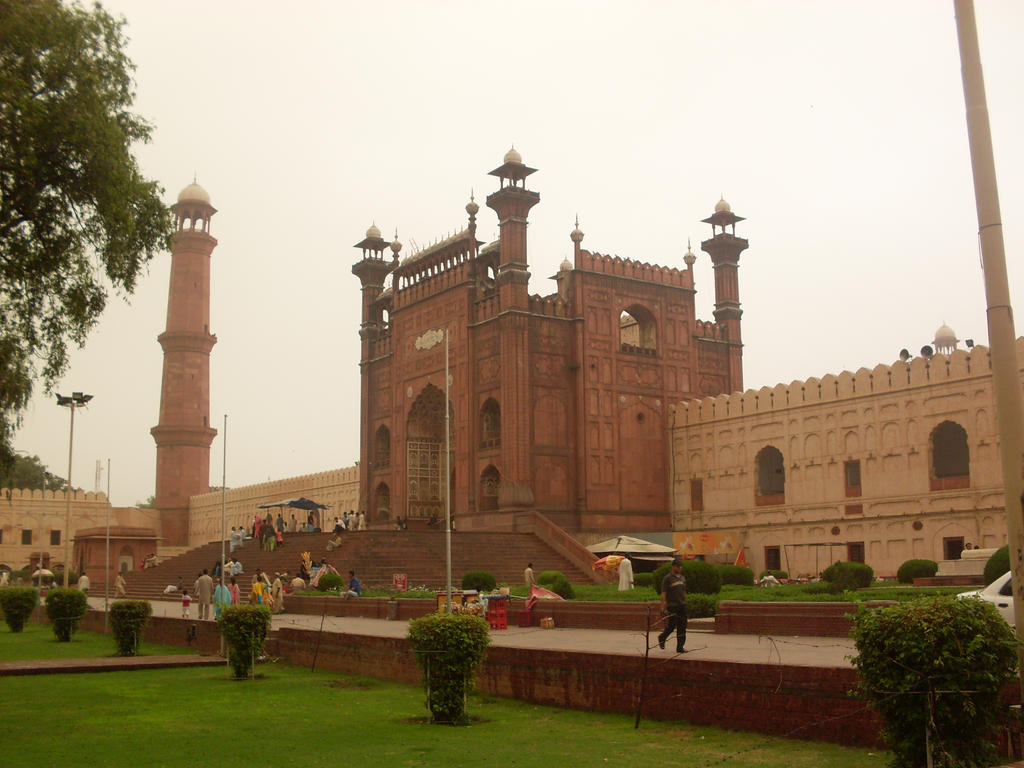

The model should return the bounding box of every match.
[406,384,454,520]
[619,304,657,356]
[480,465,501,511]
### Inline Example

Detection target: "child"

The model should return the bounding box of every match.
[181,589,192,619]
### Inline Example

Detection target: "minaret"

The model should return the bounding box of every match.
[700,198,748,392]
[151,182,219,546]
[351,224,394,517]
[486,147,539,310]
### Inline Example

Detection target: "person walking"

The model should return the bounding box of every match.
[181,589,192,619]
[657,558,687,653]
[213,580,231,620]
[114,572,127,598]
[271,572,285,614]
[77,571,90,593]
[617,555,634,591]
[228,576,240,605]
[524,563,536,589]
[195,569,215,621]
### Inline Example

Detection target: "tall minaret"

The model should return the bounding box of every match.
[701,198,748,392]
[151,182,218,546]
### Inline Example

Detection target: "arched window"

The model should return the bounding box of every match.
[755,445,785,505]
[375,425,391,468]
[931,421,969,490]
[373,482,391,522]
[619,305,657,356]
[480,398,501,448]
[480,466,500,511]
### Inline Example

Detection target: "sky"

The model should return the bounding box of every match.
[11,0,1024,508]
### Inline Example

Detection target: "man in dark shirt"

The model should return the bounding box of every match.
[658,557,687,653]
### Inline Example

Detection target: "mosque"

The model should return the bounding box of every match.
[0,150,1016,581]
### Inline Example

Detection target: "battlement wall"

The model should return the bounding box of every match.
[577,249,693,289]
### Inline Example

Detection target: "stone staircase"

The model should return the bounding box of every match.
[123,529,594,599]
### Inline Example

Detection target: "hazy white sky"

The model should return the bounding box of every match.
[11,0,1024,507]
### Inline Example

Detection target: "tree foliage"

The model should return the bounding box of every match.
[109,599,151,656]
[984,545,1009,586]
[851,596,1018,768]
[0,586,38,631]
[407,612,490,724]
[44,585,86,641]
[0,452,64,491]
[0,0,175,471]
[217,604,271,679]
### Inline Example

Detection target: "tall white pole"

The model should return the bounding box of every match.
[954,0,1024,694]
[445,328,453,612]
[104,457,110,632]
[221,414,227,591]
[64,404,75,588]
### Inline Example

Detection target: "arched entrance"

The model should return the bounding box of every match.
[406,384,454,520]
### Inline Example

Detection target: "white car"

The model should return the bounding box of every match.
[958,571,1014,626]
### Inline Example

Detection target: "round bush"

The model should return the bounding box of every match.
[460,570,496,593]
[316,573,345,592]
[852,596,1017,767]
[218,604,272,679]
[408,612,491,724]
[633,572,653,588]
[44,587,88,641]
[109,600,152,656]
[984,545,1009,585]
[0,587,39,632]
[896,559,938,584]
[758,569,789,580]
[686,592,718,618]
[716,564,755,587]
[822,561,873,592]
[653,561,721,595]
[537,571,574,599]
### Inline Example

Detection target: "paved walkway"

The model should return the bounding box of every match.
[87,596,858,669]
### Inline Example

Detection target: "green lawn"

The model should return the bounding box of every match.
[0,622,193,661]
[0,663,888,768]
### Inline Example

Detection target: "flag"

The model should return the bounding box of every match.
[734,547,747,567]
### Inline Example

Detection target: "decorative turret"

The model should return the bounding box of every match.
[151,180,219,546]
[352,223,394,348]
[486,146,540,310]
[701,198,749,391]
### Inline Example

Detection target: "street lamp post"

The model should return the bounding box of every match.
[57,392,92,588]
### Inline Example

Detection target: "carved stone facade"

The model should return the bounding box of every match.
[669,340,1022,577]
[353,151,748,533]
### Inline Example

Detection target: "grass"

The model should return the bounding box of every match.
[0,662,888,768]
[0,622,193,661]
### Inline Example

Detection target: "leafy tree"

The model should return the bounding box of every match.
[0,453,64,491]
[0,0,175,472]
[407,613,490,724]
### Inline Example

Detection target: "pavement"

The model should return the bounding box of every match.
[82,596,859,669]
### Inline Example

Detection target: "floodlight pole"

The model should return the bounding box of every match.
[445,328,453,612]
[104,457,110,632]
[57,392,92,588]
[954,0,1024,695]
[221,415,227,590]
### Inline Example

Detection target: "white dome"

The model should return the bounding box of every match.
[366,223,382,239]
[504,146,522,165]
[178,182,210,205]
[934,323,958,348]
[560,258,573,272]
[714,197,731,214]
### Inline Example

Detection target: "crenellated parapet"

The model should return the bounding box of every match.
[670,340,1018,426]
[576,249,693,289]
[189,465,360,507]
[393,230,483,291]
[528,293,571,318]
[694,319,726,340]
[1,488,107,502]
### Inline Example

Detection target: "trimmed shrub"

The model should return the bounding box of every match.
[460,570,496,593]
[407,612,490,724]
[822,561,873,592]
[984,545,1009,586]
[110,600,152,656]
[686,592,718,618]
[896,559,938,584]
[537,571,574,599]
[758,569,788,580]
[653,561,721,595]
[0,587,38,632]
[218,605,271,679]
[44,587,88,641]
[852,596,1017,768]
[634,572,654,588]
[316,573,345,592]
[716,564,755,587]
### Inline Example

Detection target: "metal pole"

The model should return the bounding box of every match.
[954,0,1024,696]
[64,402,75,588]
[445,328,452,612]
[104,457,110,632]
[221,414,227,592]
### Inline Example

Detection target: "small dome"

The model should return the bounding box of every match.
[684,246,696,267]
[366,223,382,239]
[934,323,958,348]
[714,197,731,214]
[390,237,402,256]
[504,146,522,165]
[178,182,210,205]
[466,198,479,216]
[560,258,573,272]
[570,216,584,244]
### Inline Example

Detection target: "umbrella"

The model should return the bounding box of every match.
[592,555,625,572]
[525,585,564,612]
[257,497,328,511]
[31,569,54,578]
[587,534,677,555]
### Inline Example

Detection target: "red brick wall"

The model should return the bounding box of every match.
[714,600,896,637]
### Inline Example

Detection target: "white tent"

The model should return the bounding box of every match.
[587,535,677,557]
